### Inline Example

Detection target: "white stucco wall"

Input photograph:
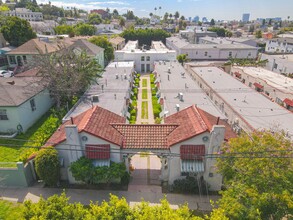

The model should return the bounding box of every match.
[56,131,122,181]
[0,89,53,133]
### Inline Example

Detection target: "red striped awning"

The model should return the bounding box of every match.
[284,98,293,107]
[85,144,110,159]
[180,145,205,160]
[253,82,264,89]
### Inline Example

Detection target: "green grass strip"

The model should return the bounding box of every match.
[142,89,148,99]
[141,101,148,119]
[142,79,147,87]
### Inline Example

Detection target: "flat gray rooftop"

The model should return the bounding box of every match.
[234,67,293,93]
[191,67,293,137]
[154,61,226,118]
[63,62,134,120]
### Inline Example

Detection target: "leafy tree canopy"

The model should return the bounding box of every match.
[208,27,232,37]
[89,36,114,63]
[214,131,293,220]
[88,13,102,25]
[0,16,36,46]
[54,24,75,35]
[120,28,171,46]
[74,23,96,36]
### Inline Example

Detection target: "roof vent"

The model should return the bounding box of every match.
[175,104,180,112]
[208,69,212,72]
[92,95,99,102]
[179,92,184,102]
[116,74,118,79]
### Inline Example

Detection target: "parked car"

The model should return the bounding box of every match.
[0,70,14,78]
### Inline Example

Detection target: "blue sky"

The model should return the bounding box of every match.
[38,0,293,21]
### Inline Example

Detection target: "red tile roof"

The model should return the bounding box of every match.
[165,105,236,146]
[234,72,241,78]
[15,68,39,77]
[180,145,205,160]
[112,124,178,149]
[46,106,125,147]
[284,98,293,107]
[85,144,110,159]
[253,82,264,89]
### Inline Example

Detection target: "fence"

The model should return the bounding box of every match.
[0,162,36,187]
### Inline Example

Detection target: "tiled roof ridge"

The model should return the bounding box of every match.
[191,105,209,131]
[79,106,97,131]
[195,106,213,131]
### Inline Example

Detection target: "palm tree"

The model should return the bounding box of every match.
[154,7,157,15]
[159,6,161,17]
[149,12,153,17]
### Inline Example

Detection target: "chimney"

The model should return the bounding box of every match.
[65,124,82,162]
[216,117,220,125]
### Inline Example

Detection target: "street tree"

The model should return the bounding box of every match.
[89,36,114,63]
[174,11,180,21]
[255,30,262,38]
[74,23,96,36]
[54,24,75,35]
[119,17,125,27]
[0,16,36,47]
[30,46,103,109]
[163,12,169,22]
[112,9,119,18]
[210,18,215,26]
[177,54,187,66]
[214,131,293,220]
[88,13,102,25]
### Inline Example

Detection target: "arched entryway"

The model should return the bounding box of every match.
[129,152,161,186]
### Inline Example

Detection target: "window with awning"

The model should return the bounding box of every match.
[85,144,110,167]
[180,145,205,173]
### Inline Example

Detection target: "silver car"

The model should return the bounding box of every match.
[0,70,14,78]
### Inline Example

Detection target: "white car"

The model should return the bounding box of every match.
[0,70,14,78]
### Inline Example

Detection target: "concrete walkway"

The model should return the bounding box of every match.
[0,186,219,211]
[136,75,154,124]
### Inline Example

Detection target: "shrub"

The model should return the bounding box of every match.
[172,176,208,194]
[35,147,60,186]
[70,157,128,185]
[130,109,136,117]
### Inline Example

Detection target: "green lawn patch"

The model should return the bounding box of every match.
[141,101,148,119]
[0,110,61,167]
[142,79,147,87]
[142,89,148,99]
[0,200,23,220]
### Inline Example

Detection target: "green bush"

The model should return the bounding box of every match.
[35,147,60,187]
[130,109,136,117]
[70,157,128,185]
[172,176,208,194]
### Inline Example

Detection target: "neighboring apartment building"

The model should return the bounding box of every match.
[185,65,293,138]
[0,75,53,133]
[265,38,293,53]
[45,104,235,191]
[260,53,293,75]
[4,8,43,21]
[179,28,217,44]
[166,36,258,60]
[231,66,293,110]
[114,40,176,72]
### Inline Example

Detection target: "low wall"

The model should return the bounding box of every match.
[0,162,36,187]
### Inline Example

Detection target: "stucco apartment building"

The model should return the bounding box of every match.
[231,66,293,111]
[46,104,235,191]
[114,40,176,73]
[4,8,43,21]
[185,65,293,138]
[265,37,293,53]
[166,36,258,60]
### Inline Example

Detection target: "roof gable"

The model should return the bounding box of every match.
[46,106,125,147]
[69,39,104,56]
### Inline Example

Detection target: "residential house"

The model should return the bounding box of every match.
[90,9,109,19]
[45,104,235,191]
[68,39,105,68]
[6,39,58,67]
[0,74,53,133]
[109,36,126,51]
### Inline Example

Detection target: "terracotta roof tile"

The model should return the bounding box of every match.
[46,106,125,147]
[112,124,178,149]
[284,98,293,107]
[165,105,236,146]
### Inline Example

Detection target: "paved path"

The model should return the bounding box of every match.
[0,186,219,211]
[136,75,154,124]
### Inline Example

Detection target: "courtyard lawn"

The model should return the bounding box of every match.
[0,200,23,220]
[142,79,147,87]
[0,111,61,167]
[142,89,148,99]
[141,101,148,119]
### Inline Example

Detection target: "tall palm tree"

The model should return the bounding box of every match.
[159,6,162,18]
[154,7,157,15]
